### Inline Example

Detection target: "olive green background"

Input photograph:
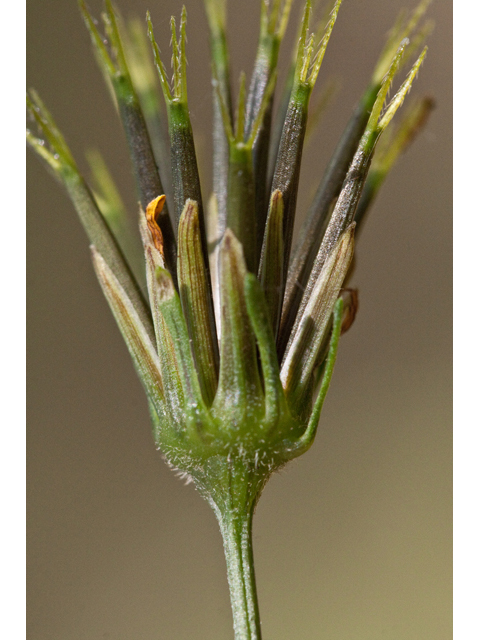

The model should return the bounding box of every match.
[27,1,452,638]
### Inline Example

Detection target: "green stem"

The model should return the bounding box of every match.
[197,455,266,640]
[217,503,262,640]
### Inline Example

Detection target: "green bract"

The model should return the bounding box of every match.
[27,1,432,638]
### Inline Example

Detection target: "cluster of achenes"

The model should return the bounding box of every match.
[27,0,432,637]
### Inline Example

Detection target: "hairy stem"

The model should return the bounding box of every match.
[217,501,261,640]
[198,455,266,640]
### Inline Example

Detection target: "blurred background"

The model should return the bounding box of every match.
[27,0,452,638]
